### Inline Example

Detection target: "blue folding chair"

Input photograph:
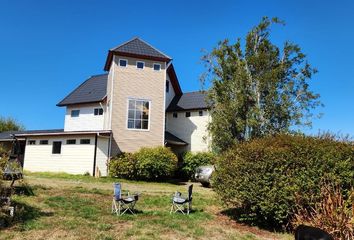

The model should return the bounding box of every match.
[111,183,139,216]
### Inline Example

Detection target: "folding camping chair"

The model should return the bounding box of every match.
[170,184,193,215]
[111,183,139,216]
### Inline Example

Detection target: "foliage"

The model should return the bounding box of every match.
[201,17,321,152]
[181,151,216,180]
[109,147,178,180]
[0,117,24,132]
[212,134,354,228]
[292,183,353,240]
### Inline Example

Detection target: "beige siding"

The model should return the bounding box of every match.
[23,135,96,175]
[64,103,106,131]
[166,110,211,152]
[95,136,109,176]
[109,56,166,154]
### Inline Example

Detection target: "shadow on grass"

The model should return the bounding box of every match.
[220,208,285,232]
[0,200,53,229]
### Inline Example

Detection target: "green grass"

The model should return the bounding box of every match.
[0,172,293,240]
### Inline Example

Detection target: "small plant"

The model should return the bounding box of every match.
[181,151,215,180]
[292,183,354,240]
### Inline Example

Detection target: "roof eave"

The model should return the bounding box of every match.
[166,107,210,113]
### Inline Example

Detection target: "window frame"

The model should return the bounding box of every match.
[39,140,48,145]
[28,140,36,145]
[185,112,191,118]
[94,108,104,116]
[173,112,178,118]
[119,58,128,67]
[136,61,145,69]
[199,110,203,116]
[71,109,80,117]
[52,141,62,154]
[166,80,170,93]
[80,139,91,144]
[126,98,151,131]
[153,63,161,71]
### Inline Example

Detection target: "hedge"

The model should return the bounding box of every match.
[181,151,215,180]
[212,134,354,228]
[109,146,178,181]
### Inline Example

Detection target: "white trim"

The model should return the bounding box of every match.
[118,58,128,67]
[153,63,161,71]
[109,56,116,130]
[162,62,167,145]
[136,61,145,69]
[125,98,151,131]
[16,131,111,137]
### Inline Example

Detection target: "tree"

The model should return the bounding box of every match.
[201,17,322,152]
[0,117,24,132]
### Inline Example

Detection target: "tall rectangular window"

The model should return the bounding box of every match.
[127,99,150,130]
[166,81,170,93]
[71,110,80,117]
[52,141,62,154]
[199,110,203,116]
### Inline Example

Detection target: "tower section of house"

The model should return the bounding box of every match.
[104,38,174,154]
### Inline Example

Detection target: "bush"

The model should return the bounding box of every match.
[181,151,215,180]
[213,134,354,229]
[109,147,178,180]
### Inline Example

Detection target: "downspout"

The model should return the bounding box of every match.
[162,61,167,145]
[107,55,115,160]
[93,133,98,177]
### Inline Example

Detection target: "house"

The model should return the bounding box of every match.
[0,38,211,176]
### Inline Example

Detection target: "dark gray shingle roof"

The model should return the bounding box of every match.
[166,91,209,112]
[0,129,64,141]
[165,131,187,146]
[57,74,108,106]
[111,37,171,60]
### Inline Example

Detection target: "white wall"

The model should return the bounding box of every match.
[64,103,106,131]
[165,74,175,109]
[96,136,109,177]
[166,110,211,152]
[23,135,106,176]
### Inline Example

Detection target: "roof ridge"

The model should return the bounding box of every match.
[183,90,207,94]
[136,37,172,59]
[109,37,139,51]
[90,73,108,77]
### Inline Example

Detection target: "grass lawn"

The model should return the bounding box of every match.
[0,172,292,240]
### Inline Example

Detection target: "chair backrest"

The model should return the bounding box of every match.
[295,225,333,240]
[113,183,121,200]
[188,184,193,201]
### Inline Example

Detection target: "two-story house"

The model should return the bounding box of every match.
[0,38,210,176]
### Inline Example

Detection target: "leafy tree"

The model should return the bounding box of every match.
[0,117,24,132]
[201,17,322,152]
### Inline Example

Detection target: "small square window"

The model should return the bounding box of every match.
[71,110,80,117]
[119,59,127,67]
[136,61,144,69]
[94,108,103,116]
[199,111,203,116]
[153,63,161,71]
[66,139,76,144]
[166,81,170,93]
[80,139,91,144]
[185,112,191,117]
[52,141,62,154]
[39,140,48,145]
[28,140,36,145]
[173,112,178,118]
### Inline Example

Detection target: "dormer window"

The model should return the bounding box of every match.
[119,59,127,67]
[71,110,80,117]
[136,61,145,69]
[153,63,161,71]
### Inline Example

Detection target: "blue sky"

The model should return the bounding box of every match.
[0,0,353,136]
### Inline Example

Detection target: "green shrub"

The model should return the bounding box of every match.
[181,151,215,180]
[213,134,354,228]
[109,147,178,180]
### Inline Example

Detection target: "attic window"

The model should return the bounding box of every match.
[173,112,178,118]
[153,63,161,71]
[136,61,144,69]
[94,108,103,116]
[119,59,127,67]
[185,112,191,118]
[71,110,80,117]
[199,111,203,116]
[28,140,36,145]
[40,140,48,145]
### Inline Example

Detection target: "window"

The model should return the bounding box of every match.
[119,59,127,67]
[127,99,150,130]
[153,63,161,71]
[173,112,178,118]
[71,110,80,117]
[166,81,170,93]
[28,140,36,145]
[52,141,62,154]
[80,139,91,144]
[39,140,48,145]
[185,112,191,117]
[199,110,203,116]
[94,108,103,116]
[66,139,76,144]
[136,61,144,69]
